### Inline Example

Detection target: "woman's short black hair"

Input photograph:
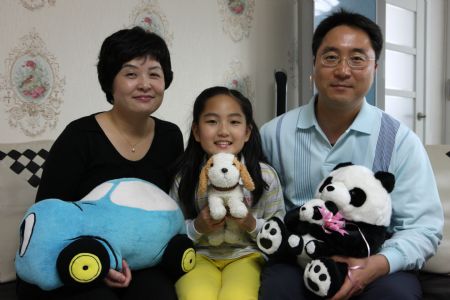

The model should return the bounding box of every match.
[312,9,383,61]
[97,26,173,104]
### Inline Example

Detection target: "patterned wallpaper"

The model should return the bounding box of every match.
[0,0,298,142]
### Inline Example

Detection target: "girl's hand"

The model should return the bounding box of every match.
[228,211,256,232]
[104,259,132,288]
[194,205,225,234]
[329,254,389,300]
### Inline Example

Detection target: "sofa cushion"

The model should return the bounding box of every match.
[0,140,53,283]
[422,145,450,275]
[420,272,450,300]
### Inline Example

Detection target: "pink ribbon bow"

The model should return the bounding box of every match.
[319,206,348,236]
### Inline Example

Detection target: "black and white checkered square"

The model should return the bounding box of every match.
[0,148,49,187]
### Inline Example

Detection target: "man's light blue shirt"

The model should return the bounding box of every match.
[260,97,443,273]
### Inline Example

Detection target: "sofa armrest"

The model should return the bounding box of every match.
[422,145,450,275]
[0,140,53,283]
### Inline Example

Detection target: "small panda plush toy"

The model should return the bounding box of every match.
[257,162,395,298]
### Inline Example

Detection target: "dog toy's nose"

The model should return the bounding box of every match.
[221,168,228,173]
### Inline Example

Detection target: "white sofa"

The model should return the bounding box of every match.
[0,141,449,299]
[417,144,450,300]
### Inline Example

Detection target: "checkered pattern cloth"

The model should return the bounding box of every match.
[0,148,49,187]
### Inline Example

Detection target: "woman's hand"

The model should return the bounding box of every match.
[194,205,225,234]
[104,259,132,288]
[227,211,256,232]
[329,254,389,300]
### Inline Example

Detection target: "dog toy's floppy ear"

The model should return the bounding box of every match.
[198,156,213,197]
[235,157,255,191]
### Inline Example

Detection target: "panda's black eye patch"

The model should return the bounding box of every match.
[319,177,333,193]
[349,188,366,207]
[312,206,323,220]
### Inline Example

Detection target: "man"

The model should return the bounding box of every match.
[259,9,443,300]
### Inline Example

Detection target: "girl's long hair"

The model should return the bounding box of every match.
[172,86,268,218]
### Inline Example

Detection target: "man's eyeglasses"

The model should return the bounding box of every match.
[320,52,376,70]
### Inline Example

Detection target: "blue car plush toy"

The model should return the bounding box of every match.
[15,178,196,291]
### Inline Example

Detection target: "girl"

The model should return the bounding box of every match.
[170,86,285,300]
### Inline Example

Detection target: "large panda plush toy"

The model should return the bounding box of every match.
[257,163,395,298]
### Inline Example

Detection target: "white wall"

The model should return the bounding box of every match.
[2,0,446,145]
[447,0,450,144]
[424,0,447,144]
[0,0,298,143]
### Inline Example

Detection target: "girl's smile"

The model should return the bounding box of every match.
[193,94,251,156]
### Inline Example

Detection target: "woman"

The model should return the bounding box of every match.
[17,26,183,300]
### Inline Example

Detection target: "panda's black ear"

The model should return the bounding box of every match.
[333,162,353,170]
[374,171,395,193]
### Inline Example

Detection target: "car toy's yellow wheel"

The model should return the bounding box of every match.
[69,252,102,283]
[181,247,196,273]
[57,238,110,287]
[162,234,196,281]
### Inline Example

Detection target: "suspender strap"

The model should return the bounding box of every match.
[276,114,287,183]
[372,113,400,172]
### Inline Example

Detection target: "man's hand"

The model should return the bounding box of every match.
[104,259,132,288]
[329,254,389,300]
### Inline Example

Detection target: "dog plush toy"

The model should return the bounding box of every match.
[198,152,255,245]
[15,178,196,291]
[257,163,395,298]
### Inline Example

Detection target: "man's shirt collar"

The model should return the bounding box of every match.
[296,95,373,135]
